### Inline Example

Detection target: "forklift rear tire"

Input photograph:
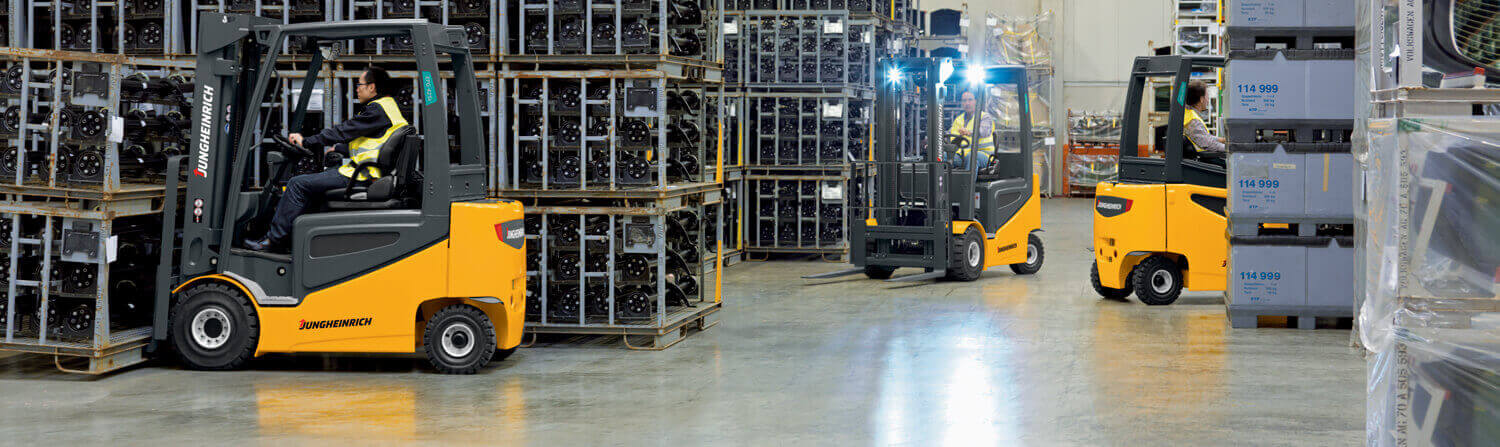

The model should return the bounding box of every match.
[423,304,497,374]
[1132,256,1183,305]
[864,265,896,280]
[945,227,984,282]
[1091,261,1132,300]
[1009,234,1044,275]
[170,283,260,370]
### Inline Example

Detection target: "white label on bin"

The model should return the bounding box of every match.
[724,22,738,34]
[291,88,325,111]
[986,17,997,26]
[824,21,843,34]
[958,44,969,53]
[864,32,873,43]
[822,102,844,118]
[1273,163,1297,169]
[109,116,124,143]
[959,18,970,28]
[1044,137,1056,145]
[821,184,843,200]
[107,235,118,263]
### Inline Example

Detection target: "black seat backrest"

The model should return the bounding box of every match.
[355,126,419,202]
[375,125,415,172]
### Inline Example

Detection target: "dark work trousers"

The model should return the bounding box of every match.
[267,168,349,241]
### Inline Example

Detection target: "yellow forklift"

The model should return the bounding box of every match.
[806,59,1043,283]
[1091,55,1227,305]
[149,14,526,373]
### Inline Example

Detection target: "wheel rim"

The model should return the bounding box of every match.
[966,240,981,267]
[1026,243,1038,265]
[440,323,476,359]
[190,307,231,350]
[1151,269,1174,295]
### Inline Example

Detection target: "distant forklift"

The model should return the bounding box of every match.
[1091,55,1227,305]
[807,58,1043,282]
[149,14,526,373]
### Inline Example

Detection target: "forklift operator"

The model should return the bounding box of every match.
[949,90,994,168]
[244,66,409,252]
[1182,80,1226,162]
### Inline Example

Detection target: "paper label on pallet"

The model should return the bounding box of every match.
[986,17,997,26]
[292,88,325,111]
[824,21,843,34]
[958,44,969,54]
[107,235,117,264]
[109,116,124,143]
[821,184,843,200]
[1044,137,1055,145]
[723,22,739,34]
[959,17,970,28]
[864,32,873,43]
[822,102,844,118]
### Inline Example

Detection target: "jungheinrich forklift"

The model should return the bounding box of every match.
[148,14,526,373]
[1091,55,1227,305]
[806,58,1043,282]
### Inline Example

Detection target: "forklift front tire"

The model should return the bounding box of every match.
[1009,233,1044,275]
[1132,256,1183,305]
[423,304,497,374]
[1091,261,1131,300]
[170,283,260,370]
[945,226,984,281]
[864,265,896,280]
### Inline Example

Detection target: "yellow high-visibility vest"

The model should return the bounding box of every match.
[1183,108,1204,150]
[339,96,409,180]
[949,112,993,154]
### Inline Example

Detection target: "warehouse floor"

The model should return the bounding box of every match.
[0,198,1363,445]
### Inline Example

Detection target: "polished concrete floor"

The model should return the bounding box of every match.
[0,198,1365,445]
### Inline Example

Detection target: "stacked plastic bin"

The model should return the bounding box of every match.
[1223,0,1355,328]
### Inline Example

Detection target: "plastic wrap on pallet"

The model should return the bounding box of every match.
[1069,111,1123,141]
[1067,152,1116,187]
[984,11,1051,66]
[1362,117,1500,445]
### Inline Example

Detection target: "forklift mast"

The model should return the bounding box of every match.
[1116,55,1226,187]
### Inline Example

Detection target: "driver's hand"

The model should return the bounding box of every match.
[288,133,305,147]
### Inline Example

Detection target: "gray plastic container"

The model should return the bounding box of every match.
[1228,0,1355,28]
[1226,53,1354,120]
[1306,236,1354,308]
[1228,147,1354,219]
[1229,240,1309,307]
[1303,151,1354,218]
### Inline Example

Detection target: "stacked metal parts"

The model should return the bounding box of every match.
[1360,1,1500,445]
[1221,0,1357,329]
[1064,111,1122,196]
[985,11,1057,196]
[722,3,915,258]
[497,0,726,348]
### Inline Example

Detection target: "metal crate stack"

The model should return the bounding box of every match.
[1360,1,1500,444]
[1222,0,1356,329]
[985,11,1058,196]
[495,0,725,348]
[722,5,912,258]
[0,47,191,373]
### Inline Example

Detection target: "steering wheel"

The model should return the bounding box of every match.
[947,134,972,150]
[271,133,314,158]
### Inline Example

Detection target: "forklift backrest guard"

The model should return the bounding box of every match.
[1117,55,1225,185]
[181,13,488,284]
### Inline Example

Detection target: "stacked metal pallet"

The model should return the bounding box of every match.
[1360,1,1500,444]
[495,0,725,348]
[723,4,913,259]
[1223,0,1356,328]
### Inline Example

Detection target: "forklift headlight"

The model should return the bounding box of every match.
[886,67,903,84]
[965,65,985,85]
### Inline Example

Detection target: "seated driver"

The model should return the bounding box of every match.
[1182,80,1226,162]
[949,90,995,168]
[244,66,409,252]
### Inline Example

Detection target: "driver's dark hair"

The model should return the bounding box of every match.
[1185,80,1208,107]
[364,66,395,98]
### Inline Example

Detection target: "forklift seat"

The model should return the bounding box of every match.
[324,127,421,210]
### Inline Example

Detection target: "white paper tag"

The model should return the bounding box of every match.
[821,184,843,200]
[958,44,969,54]
[292,88,325,111]
[864,32,872,43]
[723,21,739,34]
[824,21,843,34]
[986,17,997,26]
[729,104,737,117]
[822,102,844,118]
[959,17,970,27]
[108,116,124,143]
[107,235,118,263]
[1044,137,1056,145]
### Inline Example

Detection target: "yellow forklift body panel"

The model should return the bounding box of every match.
[988,174,1043,266]
[1165,183,1227,291]
[1093,181,1226,291]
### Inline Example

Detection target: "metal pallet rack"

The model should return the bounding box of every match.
[504,0,723,65]
[26,0,189,55]
[743,165,865,257]
[512,185,723,349]
[724,0,920,27]
[496,70,725,192]
[725,12,895,88]
[739,87,872,167]
[0,48,184,373]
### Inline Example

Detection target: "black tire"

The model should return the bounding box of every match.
[423,304,497,374]
[1009,233,1044,275]
[1091,261,1132,300]
[1132,256,1184,306]
[863,265,896,280]
[170,282,259,370]
[945,226,984,281]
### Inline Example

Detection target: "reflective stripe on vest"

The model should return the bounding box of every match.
[1183,108,1204,150]
[339,96,409,180]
